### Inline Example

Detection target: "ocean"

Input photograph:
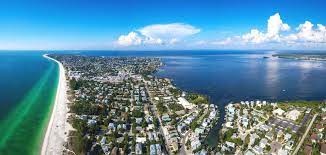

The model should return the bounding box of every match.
[1,50,326,153]
[0,51,59,154]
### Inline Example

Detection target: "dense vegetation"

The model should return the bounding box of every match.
[69,78,85,90]
[168,87,182,97]
[71,101,108,115]
[68,118,102,155]
[222,128,243,146]
[168,103,184,111]
[278,100,324,113]
[186,93,209,105]
[156,101,168,114]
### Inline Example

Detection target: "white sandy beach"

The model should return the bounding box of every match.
[42,54,73,155]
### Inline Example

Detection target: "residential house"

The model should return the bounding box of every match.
[244,150,255,155]
[135,143,142,155]
[156,144,162,155]
[253,145,263,155]
[259,138,268,149]
[150,144,156,155]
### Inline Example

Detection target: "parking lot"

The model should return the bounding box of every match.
[268,117,300,133]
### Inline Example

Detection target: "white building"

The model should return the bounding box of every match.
[273,108,285,116]
[178,97,194,109]
[286,109,301,121]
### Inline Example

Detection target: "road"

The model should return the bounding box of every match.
[145,82,171,155]
[292,114,317,155]
[180,131,192,155]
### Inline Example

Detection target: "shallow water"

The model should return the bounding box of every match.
[0,51,59,154]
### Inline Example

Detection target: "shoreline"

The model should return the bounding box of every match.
[41,54,72,155]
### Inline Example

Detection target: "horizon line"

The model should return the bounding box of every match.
[1,49,326,52]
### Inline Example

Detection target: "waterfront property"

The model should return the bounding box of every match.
[219,100,326,155]
[49,54,219,155]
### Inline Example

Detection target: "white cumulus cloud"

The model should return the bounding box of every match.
[292,21,326,43]
[241,13,290,44]
[116,23,200,46]
[242,29,266,43]
[215,13,326,49]
[266,13,290,39]
[117,32,142,46]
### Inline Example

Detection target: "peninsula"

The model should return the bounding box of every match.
[42,54,326,155]
[46,54,219,155]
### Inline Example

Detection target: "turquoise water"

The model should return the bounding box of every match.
[0,51,59,154]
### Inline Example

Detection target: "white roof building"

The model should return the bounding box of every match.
[178,97,194,109]
[278,149,288,155]
[191,136,201,151]
[136,137,147,143]
[259,138,268,149]
[244,150,255,155]
[225,122,234,128]
[225,141,235,148]
[273,108,285,116]
[284,133,292,141]
[286,109,301,121]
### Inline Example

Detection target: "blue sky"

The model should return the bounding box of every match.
[0,0,325,50]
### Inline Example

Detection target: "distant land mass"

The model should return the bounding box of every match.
[273,53,326,61]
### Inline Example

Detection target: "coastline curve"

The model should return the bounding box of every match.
[41,54,71,155]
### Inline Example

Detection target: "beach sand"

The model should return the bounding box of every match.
[41,55,73,155]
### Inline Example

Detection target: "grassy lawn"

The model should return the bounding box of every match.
[197,111,209,124]
[186,93,209,105]
[278,101,322,112]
